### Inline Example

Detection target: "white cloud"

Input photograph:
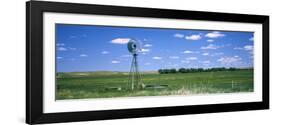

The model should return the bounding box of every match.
[174,33,184,38]
[186,57,197,60]
[217,56,241,64]
[249,37,254,41]
[144,44,152,47]
[201,60,210,64]
[181,60,190,63]
[102,51,109,54]
[200,44,220,50]
[166,63,179,68]
[205,31,225,38]
[207,39,214,42]
[234,45,253,51]
[234,47,243,50]
[80,54,88,57]
[185,34,202,40]
[202,53,209,56]
[110,38,131,44]
[183,50,193,53]
[244,45,253,51]
[141,48,150,52]
[111,60,120,64]
[56,43,65,46]
[56,57,63,59]
[211,52,224,56]
[57,47,67,51]
[153,57,162,60]
[169,56,179,59]
[69,47,76,50]
[183,50,199,54]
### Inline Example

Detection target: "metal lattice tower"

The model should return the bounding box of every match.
[127,39,142,90]
[128,54,141,90]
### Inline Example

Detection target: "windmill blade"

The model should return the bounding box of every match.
[127,39,141,54]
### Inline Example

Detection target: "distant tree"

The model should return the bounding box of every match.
[198,68,204,72]
[158,67,245,74]
[229,67,236,71]
[170,68,177,73]
[190,68,196,73]
[158,69,163,74]
[185,68,190,73]
[163,69,170,74]
[178,68,186,73]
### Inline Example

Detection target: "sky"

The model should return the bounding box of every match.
[56,24,254,72]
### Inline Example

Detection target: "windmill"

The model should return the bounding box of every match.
[127,39,142,90]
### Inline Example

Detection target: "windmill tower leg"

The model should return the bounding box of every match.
[134,54,140,89]
[128,54,141,91]
[129,55,135,91]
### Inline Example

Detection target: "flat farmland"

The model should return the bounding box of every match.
[56,70,253,100]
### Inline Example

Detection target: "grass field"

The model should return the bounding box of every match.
[56,70,253,100]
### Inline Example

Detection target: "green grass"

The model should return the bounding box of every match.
[56,70,253,100]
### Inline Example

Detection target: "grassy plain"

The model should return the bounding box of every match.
[56,70,253,100]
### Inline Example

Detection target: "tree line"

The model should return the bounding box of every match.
[158,67,251,74]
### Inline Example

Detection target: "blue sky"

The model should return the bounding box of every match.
[56,24,254,72]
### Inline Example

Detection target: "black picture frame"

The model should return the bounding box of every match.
[26,1,269,124]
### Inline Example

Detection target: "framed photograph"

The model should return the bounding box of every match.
[26,1,269,124]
